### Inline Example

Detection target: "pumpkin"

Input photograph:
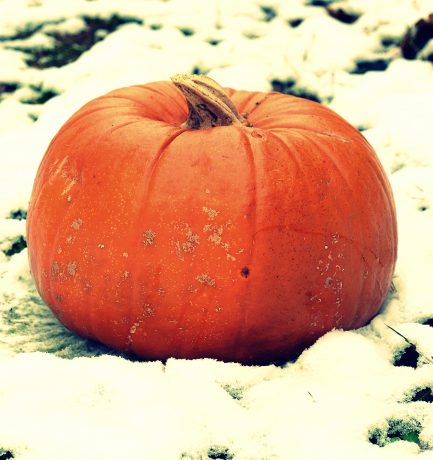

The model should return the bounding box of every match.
[26,74,397,364]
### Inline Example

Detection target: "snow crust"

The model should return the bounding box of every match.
[1,0,433,458]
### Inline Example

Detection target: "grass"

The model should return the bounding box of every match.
[393,344,419,368]
[207,446,234,460]
[0,21,48,41]
[260,6,277,22]
[0,82,20,97]
[409,387,433,403]
[7,14,143,69]
[3,235,27,257]
[369,418,424,449]
[352,59,389,74]
[271,79,321,102]
[20,84,59,104]
[0,450,14,460]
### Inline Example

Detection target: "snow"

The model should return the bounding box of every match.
[1,0,433,458]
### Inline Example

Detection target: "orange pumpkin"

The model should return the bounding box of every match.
[26,74,397,363]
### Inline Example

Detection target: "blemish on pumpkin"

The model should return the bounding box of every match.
[128,323,139,340]
[57,246,62,254]
[324,277,333,288]
[121,271,130,279]
[250,130,264,139]
[122,252,128,258]
[67,261,77,276]
[331,233,340,244]
[175,241,183,260]
[334,279,343,292]
[187,284,198,293]
[335,312,343,325]
[203,206,219,220]
[83,280,92,292]
[61,177,77,196]
[183,228,200,252]
[174,224,200,258]
[317,259,330,275]
[48,157,60,174]
[67,195,72,203]
[71,218,82,230]
[196,274,216,287]
[158,287,166,296]
[51,261,60,275]
[204,223,230,251]
[66,235,75,244]
[205,224,222,242]
[127,303,154,345]
[49,156,69,182]
[143,229,156,246]
[240,266,250,278]
[55,293,63,303]
[144,304,155,316]
[98,243,105,249]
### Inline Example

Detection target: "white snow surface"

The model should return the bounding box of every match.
[1,0,433,459]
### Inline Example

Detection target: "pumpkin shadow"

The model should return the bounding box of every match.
[1,286,118,359]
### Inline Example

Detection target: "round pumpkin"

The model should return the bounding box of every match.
[26,74,397,364]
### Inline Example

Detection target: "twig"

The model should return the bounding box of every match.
[385,324,412,344]
[308,391,316,403]
[385,323,433,365]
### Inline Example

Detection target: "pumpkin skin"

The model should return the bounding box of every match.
[26,78,397,364]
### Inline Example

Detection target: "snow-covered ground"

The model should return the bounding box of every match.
[1,0,433,458]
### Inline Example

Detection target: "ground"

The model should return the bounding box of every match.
[1,1,433,459]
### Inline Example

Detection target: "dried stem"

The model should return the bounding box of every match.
[171,74,249,130]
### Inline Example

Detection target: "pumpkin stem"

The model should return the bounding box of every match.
[171,74,249,130]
